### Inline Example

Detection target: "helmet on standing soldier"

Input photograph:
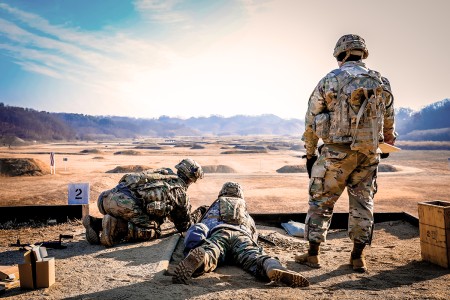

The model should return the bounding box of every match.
[175,158,204,183]
[333,34,369,61]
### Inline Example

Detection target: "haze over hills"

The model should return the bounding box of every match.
[0,99,449,143]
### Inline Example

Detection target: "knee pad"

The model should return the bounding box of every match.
[97,191,107,215]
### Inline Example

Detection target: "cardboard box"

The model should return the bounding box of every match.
[36,258,55,288]
[18,245,55,289]
[418,200,450,268]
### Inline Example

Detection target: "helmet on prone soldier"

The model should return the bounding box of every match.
[218,181,244,199]
[175,158,204,183]
[333,34,369,61]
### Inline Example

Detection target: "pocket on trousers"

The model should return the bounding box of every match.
[311,164,326,178]
[324,149,347,160]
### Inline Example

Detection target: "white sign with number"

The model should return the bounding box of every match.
[68,183,90,205]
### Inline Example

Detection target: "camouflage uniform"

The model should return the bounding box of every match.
[303,60,396,245]
[84,158,204,246]
[98,168,194,235]
[174,182,310,287]
[186,182,270,278]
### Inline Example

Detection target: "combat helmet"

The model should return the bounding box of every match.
[175,158,204,183]
[218,181,244,199]
[333,34,369,60]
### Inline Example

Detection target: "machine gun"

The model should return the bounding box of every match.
[9,234,73,250]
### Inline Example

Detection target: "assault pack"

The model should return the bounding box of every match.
[119,168,186,217]
[313,68,393,154]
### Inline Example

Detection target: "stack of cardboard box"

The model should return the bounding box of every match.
[18,245,55,289]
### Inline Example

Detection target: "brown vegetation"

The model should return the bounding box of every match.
[0,158,49,176]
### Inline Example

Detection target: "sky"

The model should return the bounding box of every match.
[0,0,449,119]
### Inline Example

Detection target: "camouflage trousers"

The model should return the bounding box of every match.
[98,184,160,230]
[305,143,379,244]
[194,228,271,279]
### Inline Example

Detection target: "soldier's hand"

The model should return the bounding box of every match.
[306,155,318,178]
[191,205,209,223]
[380,153,389,159]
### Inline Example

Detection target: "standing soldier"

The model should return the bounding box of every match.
[297,34,397,272]
[83,158,206,247]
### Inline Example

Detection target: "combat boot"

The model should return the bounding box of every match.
[172,247,206,284]
[350,242,367,273]
[100,214,128,247]
[264,258,309,288]
[82,215,102,245]
[128,222,159,242]
[295,242,321,268]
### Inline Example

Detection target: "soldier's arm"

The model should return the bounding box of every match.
[169,189,193,233]
[381,77,397,145]
[302,76,329,158]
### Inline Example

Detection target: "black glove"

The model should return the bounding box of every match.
[380,153,389,159]
[190,205,209,223]
[318,144,324,154]
[302,155,318,178]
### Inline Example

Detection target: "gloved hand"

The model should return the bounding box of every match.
[190,205,209,223]
[380,153,389,159]
[304,155,318,178]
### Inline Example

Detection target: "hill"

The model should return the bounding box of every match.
[0,99,449,142]
[395,99,450,141]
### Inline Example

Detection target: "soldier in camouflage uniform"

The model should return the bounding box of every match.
[83,158,206,247]
[172,182,310,288]
[296,34,397,272]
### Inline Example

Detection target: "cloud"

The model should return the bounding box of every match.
[133,0,188,23]
[0,3,179,97]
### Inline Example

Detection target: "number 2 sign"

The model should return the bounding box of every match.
[68,183,90,205]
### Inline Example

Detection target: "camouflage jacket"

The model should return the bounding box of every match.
[302,61,396,157]
[200,196,258,243]
[118,168,194,232]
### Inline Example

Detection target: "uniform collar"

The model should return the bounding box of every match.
[341,60,366,69]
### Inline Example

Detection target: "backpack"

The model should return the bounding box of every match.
[314,69,393,154]
[217,196,247,225]
[119,168,185,216]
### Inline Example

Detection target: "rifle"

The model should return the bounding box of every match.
[9,234,73,250]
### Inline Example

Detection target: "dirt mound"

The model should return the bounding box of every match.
[191,144,205,149]
[134,145,164,150]
[221,150,268,154]
[235,145,266,151]
[106,165,153,173]
[289,144,303,151]
[0,136,28,147]
[276,165,307,173]
[0,158,50,176]
[202,165,236,173]
[378,164,398,172]
[174,143,193,148]
[80,149,103,154]
[113,150,142,155]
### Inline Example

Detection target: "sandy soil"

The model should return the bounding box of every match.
[0,137,449,299]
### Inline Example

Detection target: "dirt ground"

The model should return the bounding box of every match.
[0,137,449,299]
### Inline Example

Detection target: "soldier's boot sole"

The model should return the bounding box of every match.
[295,253,321,269]
[82,215,100,245]
[267,268,310,288]
[350,256,367,273]
[172,248,205,285]
[100,214,118,247]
